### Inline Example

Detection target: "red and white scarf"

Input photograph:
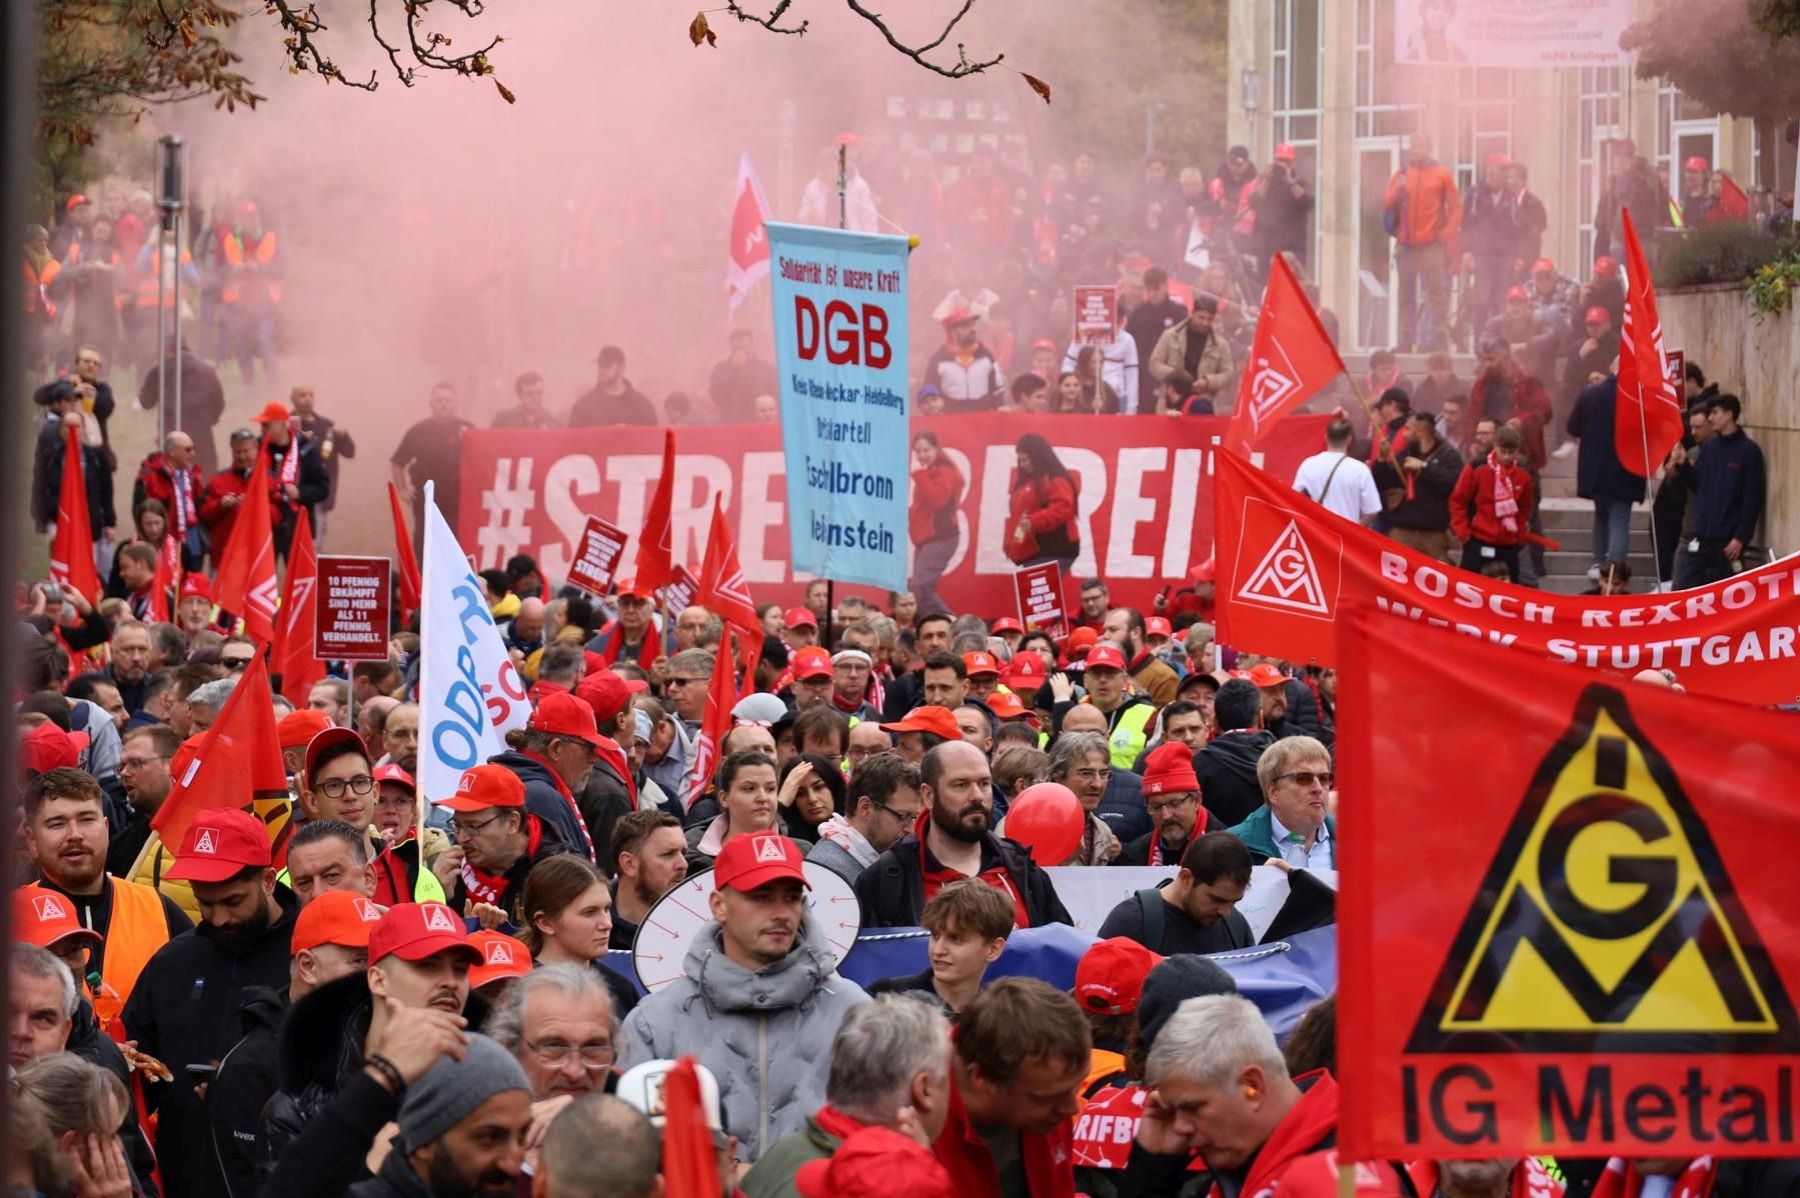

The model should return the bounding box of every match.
[459,813,543,908]
[1490,454,1521,534]
[170,466,197,535]
[1589,1157,1715,1198]
[275,427,300,491]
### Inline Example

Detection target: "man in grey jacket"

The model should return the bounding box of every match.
[618,831,869,1163]
[805,753,922,884]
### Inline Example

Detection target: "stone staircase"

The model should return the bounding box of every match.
[1536,443,1659,595]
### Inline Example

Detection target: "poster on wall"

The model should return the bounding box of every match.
[1393,0,1630,68]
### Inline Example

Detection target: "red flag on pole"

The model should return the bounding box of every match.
[387,481,422,623]
[697,493,764,696]
[660,1058,723,1198]
[149,534,178,623]
[727,151,773,315]
[1222,255,1346,456]
[635,429,677,592]
[49,423,101,603]
[685,630,738,811]
[213,440,279,642]
[272,508,325,707]
[1614,208,1685,478]
[153,649,294,864]
[1714,172,1751,222]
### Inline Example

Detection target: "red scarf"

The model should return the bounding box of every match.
[519,750,597,860]
[1589,1158,1715,1198]
[1209,1071,1339,1198]
[273,431,299,500]
[935,1075,1076,1198]
[812,1105,869,1143]
[170,465,196,535]
[597,619,660,673]
[915,813,1031,929]
[459,813,542,907]
[1490,454,1521,534]
[1410,1158,1563,1198]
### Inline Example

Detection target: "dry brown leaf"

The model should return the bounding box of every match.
[1022,72,1051,104]
[495,79,515,103]
[689,11,717,47]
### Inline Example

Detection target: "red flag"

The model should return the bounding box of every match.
[1334,603,1800,1161]
[272,508,325,706]
[660,1057,723,1198]
[726,151,772,315]
[48,423,101,603]
[635,429,677,592]
[1614,208,1684,477]
[1222,255,1345,455]
[148,534,178,623]
[388,481,422,623]
[153,649,294,865]
[213,440,279,642]
[697,494,764,697]
[1714,172,1751,222]
[685,630,738,810]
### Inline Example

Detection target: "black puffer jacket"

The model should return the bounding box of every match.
[1194,729,1276,828]
[261,973,376,1196]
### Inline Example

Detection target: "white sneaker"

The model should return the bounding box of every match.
[1553,441,1577,460]
[1587,564,1602,581]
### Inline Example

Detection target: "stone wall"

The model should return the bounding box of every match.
[1658,285,1796,556]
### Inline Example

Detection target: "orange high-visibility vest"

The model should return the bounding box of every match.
[134,248,193,311]
[17,878,169,1035]
[221,230,280,304]
[23,255,61,315]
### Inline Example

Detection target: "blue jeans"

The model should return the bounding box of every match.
[1591,497,1633,568]
[911,535,957,618]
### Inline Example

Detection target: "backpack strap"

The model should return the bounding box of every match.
[1135,888,1166,954]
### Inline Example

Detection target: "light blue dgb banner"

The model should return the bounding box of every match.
[767,221,910,593]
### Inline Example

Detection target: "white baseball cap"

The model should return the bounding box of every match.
[615,1059,725,1136]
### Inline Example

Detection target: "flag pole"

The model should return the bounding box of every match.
[1634,379,1664,589]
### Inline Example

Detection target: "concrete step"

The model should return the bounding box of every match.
[1545,550,1657,577]
[1541,529,1657,556]
[1539,500,1652,528]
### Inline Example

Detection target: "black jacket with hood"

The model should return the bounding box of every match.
[488,748,595,858]
[207,984,289,1197]
[1194,729,1277,828]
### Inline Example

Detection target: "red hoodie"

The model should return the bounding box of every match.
[1449,455,1535,546]
[1209,1070,1340,1198]
[909,458,964,545]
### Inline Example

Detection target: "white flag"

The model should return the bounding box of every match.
[418,483,529,806]
[727,151,773,315]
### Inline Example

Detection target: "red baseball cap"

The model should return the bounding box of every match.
[1142,742,1200,797]
[795,1126,953,1198]
[368,902,483,964]
[1505,285,1527,302]
[439,763,526,812]
[304,726,369,786]
[278,708,334,751]
[1145,617,1172,640]
[939,307,976,327]
[292,889,384,953]
[791,646,833,680]
[1531,257,1556,275]
[373,763,415,791]
[1065,627,1099,655]
[1585,306,1610,325]
[468,931,533,988]
[13,888,101,951]
[1085,644,1128,672]
[1075,937,1165,1016]
[164,808,272,883]
[962,651,1000,678]
[1247,663,1287,689]
[1274,142,1297,161]
[252,400,291,425]
[991,617,1023,634]
[1593,256,1618,279]
[713,831,810,893]
[528,691,605,747]
[1031,338,1057,352]
[783,606,818,630]
[19,722,87,775]
[988,692,1031,721]
[1188,558,1216,584]
[1003,654,1045,693]
[1685,155,1710,171]
[614,579,652,602]
[65,194,89,213]
[575,670,635,723]
[879,706,963,741]
[179,574,212,603]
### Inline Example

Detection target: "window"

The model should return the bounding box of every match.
[1271,0,1323,266]
[1576,66,1627,267]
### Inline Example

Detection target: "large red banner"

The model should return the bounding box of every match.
[1336,605,1800,1159]
[457,414,1328,614]
[1213,451,1800,705]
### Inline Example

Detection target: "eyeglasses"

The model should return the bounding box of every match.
[118,754,169,774]
[874,800,921,823]
[221,656,253,670]
[1275,770,1334,789]
[373,793,413,809]
[1146,794,1196,817]
[526,1038,615,1067]
[1070,768,1113,784]
[316,775,375,800]
[449,813,505,838]
[667,677,706,688]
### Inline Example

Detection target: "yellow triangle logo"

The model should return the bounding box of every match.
[1408,685,1800,1053]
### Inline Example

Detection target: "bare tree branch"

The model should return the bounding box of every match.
[723,1,809,36]
[839,0,1003,78]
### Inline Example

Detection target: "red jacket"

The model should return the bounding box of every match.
[1449,456,1535,546]
[934,1075,1075,1198]
[135,452,205,530]
[199,467,276,559]
[1007,474,1079,564]
[909,459,964,545]
[1469,370,1552,471]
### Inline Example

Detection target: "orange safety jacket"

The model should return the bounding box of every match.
[134,248,194,311]
[221,230,280,304]
[18,878,171,1035]
[23,254,61,315]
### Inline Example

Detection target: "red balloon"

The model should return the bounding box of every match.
[1004,782,1086,865]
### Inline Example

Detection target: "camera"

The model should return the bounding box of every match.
[40,581,63,606]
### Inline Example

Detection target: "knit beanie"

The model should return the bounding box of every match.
[396,1033,529,1150]
[1136,955,1239,1051]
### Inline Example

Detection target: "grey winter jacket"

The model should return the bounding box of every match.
[618,916,869,1162]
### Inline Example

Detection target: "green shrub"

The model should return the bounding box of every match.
[1749,252,1800,319]
[1656,222,1797,289]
